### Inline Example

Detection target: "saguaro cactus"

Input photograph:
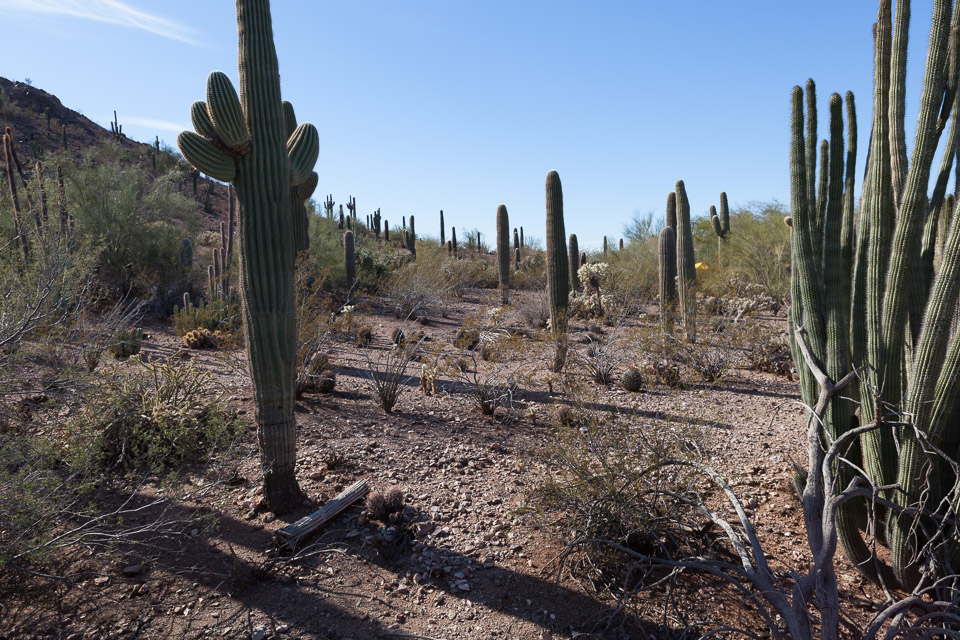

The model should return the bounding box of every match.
[710,192,731,270]
[496,204,510,304]
[666,191,677,231]
[546,170,569,338]
[675,180,696,342]
[452,226,458,257]
[659,226,677,334]
[440,210,445,246]
[176,0,319,514]
[344,230,356,286]
[568,234,580,292]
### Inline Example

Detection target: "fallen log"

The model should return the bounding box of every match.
[274,479,369,551]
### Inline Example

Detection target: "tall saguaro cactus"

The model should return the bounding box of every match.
[546,170,569,371]
[675,180,696,342]
[439,210,445,246]
[788,0,960,591]
[659,226,677,334]
[177,0,319,514]
[496,205,510,304]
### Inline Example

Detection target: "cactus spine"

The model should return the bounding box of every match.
[659,226,677,334]
[568,234,580,292]
[344,230,356,286]
[546,170,569,338]
[176,0,319,514]
[675,180,696,342]
[496,205,510,304]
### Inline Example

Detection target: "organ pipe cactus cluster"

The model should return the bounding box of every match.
[545,170,569,370]
[176,0,319,514]
[568,234,580,292]
[496,205,510,304]
[788,0,960,589]
[675,180,696,342]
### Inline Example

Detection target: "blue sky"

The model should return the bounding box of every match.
[0,1,941,248]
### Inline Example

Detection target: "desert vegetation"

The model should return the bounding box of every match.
[3,0,960,638]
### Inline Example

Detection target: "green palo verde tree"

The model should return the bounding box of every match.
[177,0,319,514]
[789,0,960,588]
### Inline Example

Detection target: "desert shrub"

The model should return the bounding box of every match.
[458,358,521,417]
[355,326,373,346]
[295,255,337,398]
[366,488,405,522]
[512,251,547,290]
[582,337,619,384]
[440,256,497,297]
[748,332,794,377]
[173,294,242,336]
[68,356,242,473]
[365,340,421,413]
[519,291,551,329]
[384,260,445,320]
[53,142,199,305]
[531,406,707,582]
[604,233,660,305]
[674,337,735,382]
[649,358,683,388]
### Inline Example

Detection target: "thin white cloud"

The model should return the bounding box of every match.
[0,0,200,45]
[123,116,188,134]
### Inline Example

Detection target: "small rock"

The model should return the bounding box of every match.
[122,564,144,576]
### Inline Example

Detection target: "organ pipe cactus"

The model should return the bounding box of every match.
[788,0,960,590]
[675,180,696,342]
[176,0,319,514]
[659,226,677,334]
[545,171,569,371]
[568,234,580,292]
[496,205,510,304]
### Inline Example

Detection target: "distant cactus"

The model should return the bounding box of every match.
[603,236,608,255]
[497,204,510,304]
[109,328,143,358]
[546,170,569,371]
[568,234,580,292]
[666,191,677,231]
[110,110,122,140]
[440,209,445,246]
[520,226,524,247]
[452,227,458,257]
[659,226,677,334]
[515,246,520,270]
[179,238,194,269]
[408,215,416,257]
[675,180,696,342]
[183,327,218,350]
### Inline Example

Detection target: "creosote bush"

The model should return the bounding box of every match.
[68,356,242,473]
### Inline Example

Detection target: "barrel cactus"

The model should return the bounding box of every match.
[176,0,318,513]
